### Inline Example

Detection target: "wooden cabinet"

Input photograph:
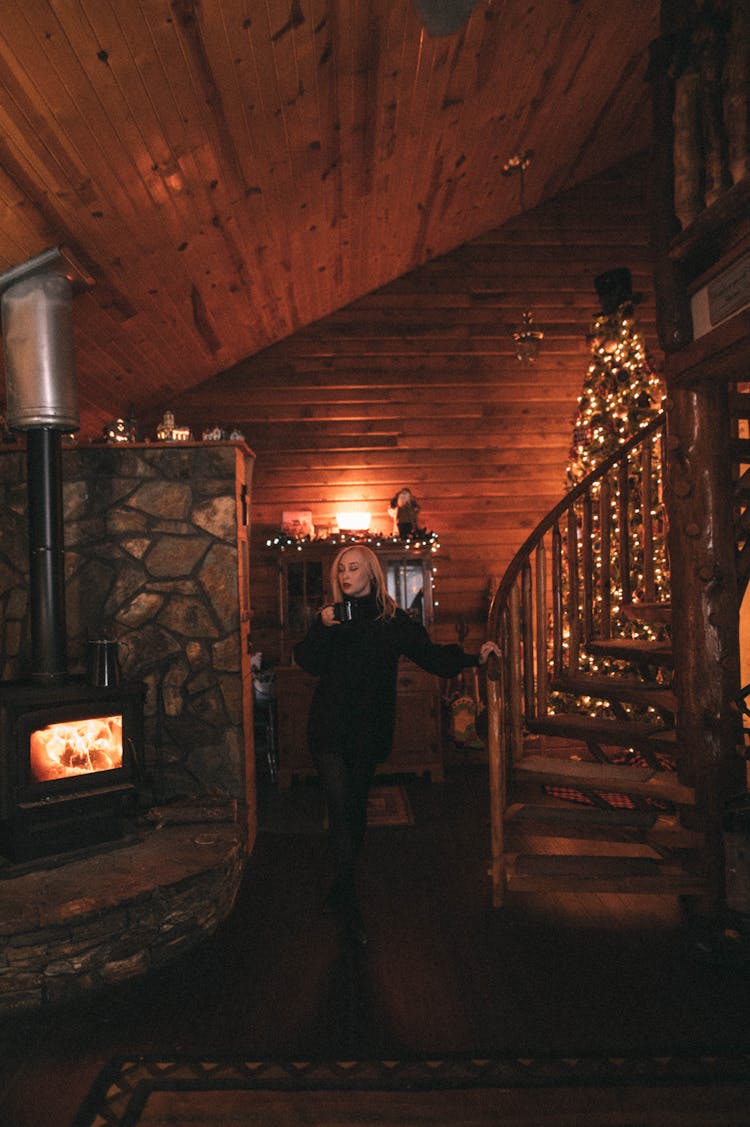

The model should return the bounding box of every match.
[271,541,443,786]
[275,661,443,788]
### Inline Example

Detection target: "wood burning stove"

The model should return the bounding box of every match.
[0,247,146,863]
[0,679,144,862]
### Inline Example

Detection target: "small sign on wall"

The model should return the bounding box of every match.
[691,249,750,339]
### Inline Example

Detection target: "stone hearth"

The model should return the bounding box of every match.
[0,818,244,1012]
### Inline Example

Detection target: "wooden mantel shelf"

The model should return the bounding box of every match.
[665,308,750,387]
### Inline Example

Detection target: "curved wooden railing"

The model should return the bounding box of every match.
[484,413,668,906]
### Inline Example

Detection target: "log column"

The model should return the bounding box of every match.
[665,380,746,907]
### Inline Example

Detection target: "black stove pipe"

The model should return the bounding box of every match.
[26,428,67,681]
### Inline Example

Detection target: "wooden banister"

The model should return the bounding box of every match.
[485,413,667,906]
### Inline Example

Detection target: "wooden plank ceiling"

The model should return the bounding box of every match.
[0,0,658,439]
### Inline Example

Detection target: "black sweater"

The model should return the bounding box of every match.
[293,594,479,765]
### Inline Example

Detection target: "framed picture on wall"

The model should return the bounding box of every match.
[281,510,314,539]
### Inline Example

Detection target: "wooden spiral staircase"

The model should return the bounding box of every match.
[485,402,750,908]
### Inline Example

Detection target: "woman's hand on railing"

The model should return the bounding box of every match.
[478,640,501,672]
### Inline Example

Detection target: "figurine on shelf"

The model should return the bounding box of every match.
[156,410,192,442]
[103,417,130,443]
[389,487,420,540]
[156,410,175,441]
[202,425,226,442]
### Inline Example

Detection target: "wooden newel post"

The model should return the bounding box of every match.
[665,381,746,905]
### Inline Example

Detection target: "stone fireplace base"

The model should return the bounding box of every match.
[0,820,245,1012]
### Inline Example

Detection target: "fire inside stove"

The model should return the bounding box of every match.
[29,714,123,782]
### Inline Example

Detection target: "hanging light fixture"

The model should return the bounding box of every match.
[502,150,534,210]
[513,310,544,364]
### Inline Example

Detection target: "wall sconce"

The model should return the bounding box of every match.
[336,510,372,533]
[513,311,544,364]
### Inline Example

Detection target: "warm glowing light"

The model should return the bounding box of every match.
[336,511,371,531]
[30,716,123,782]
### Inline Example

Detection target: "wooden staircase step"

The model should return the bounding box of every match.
[516,754,695,804]
[732,465,750,497]
[585,638,674,666]
[551,675,677,712]
[506,801,657,831]
[504,852,705,894]
[619,602,672,626]
[729,390,750,418]
[730,437,750,462]
[525,714,675,765]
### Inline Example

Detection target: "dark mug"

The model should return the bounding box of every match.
[87,639,120,687]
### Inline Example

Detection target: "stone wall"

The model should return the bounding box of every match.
[0,441,255,820]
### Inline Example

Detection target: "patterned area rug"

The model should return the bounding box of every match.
[366,784,414,826]
[71,1055,750,1126]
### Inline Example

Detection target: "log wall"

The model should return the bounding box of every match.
[163,154,662,658]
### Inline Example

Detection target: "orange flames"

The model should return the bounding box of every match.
[29,715,123,782]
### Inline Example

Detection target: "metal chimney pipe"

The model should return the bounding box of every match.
[0,246,93,682]
[26,428,67,680]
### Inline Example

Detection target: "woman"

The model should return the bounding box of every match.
[293,545,499,944]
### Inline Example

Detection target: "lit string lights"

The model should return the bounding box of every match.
[265,530,443,610]
[558,301,669,727]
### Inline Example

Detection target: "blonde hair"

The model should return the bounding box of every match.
[330,546,397,620]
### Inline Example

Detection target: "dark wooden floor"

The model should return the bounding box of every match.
[1,764,750,1127]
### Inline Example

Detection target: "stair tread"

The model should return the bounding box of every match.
[506,802,657,828]
[526,713,676,754]
[551,675,676,710]
[505,852,705,893]
[585,638,674,666]
[619,602,672,625]
[516,755,694,804]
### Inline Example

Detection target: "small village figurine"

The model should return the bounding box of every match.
[103,417,130,443]
[202,425,226,441]
[156,410,192,442]
[389,487,421,539]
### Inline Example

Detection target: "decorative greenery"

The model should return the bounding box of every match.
[266,530,441,552]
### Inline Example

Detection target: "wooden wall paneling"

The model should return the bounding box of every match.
[250,1,322,328]
[0,1,660,438]
[359,3,411,286]
[0,1,228,396]
[101,2,254,363]
[161,155,661,655]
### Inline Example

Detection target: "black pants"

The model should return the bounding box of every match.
[314,752,376,884]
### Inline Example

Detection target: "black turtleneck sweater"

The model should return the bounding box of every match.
[293,593,479,765]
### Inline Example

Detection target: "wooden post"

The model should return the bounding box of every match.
[665,380,746,909]
[486,663,505,907]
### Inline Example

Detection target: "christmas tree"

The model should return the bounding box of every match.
[567,269,663,487]
[557,271,670,730]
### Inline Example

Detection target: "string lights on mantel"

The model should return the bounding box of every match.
[266,530,443,612]
[266,531,441,553]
